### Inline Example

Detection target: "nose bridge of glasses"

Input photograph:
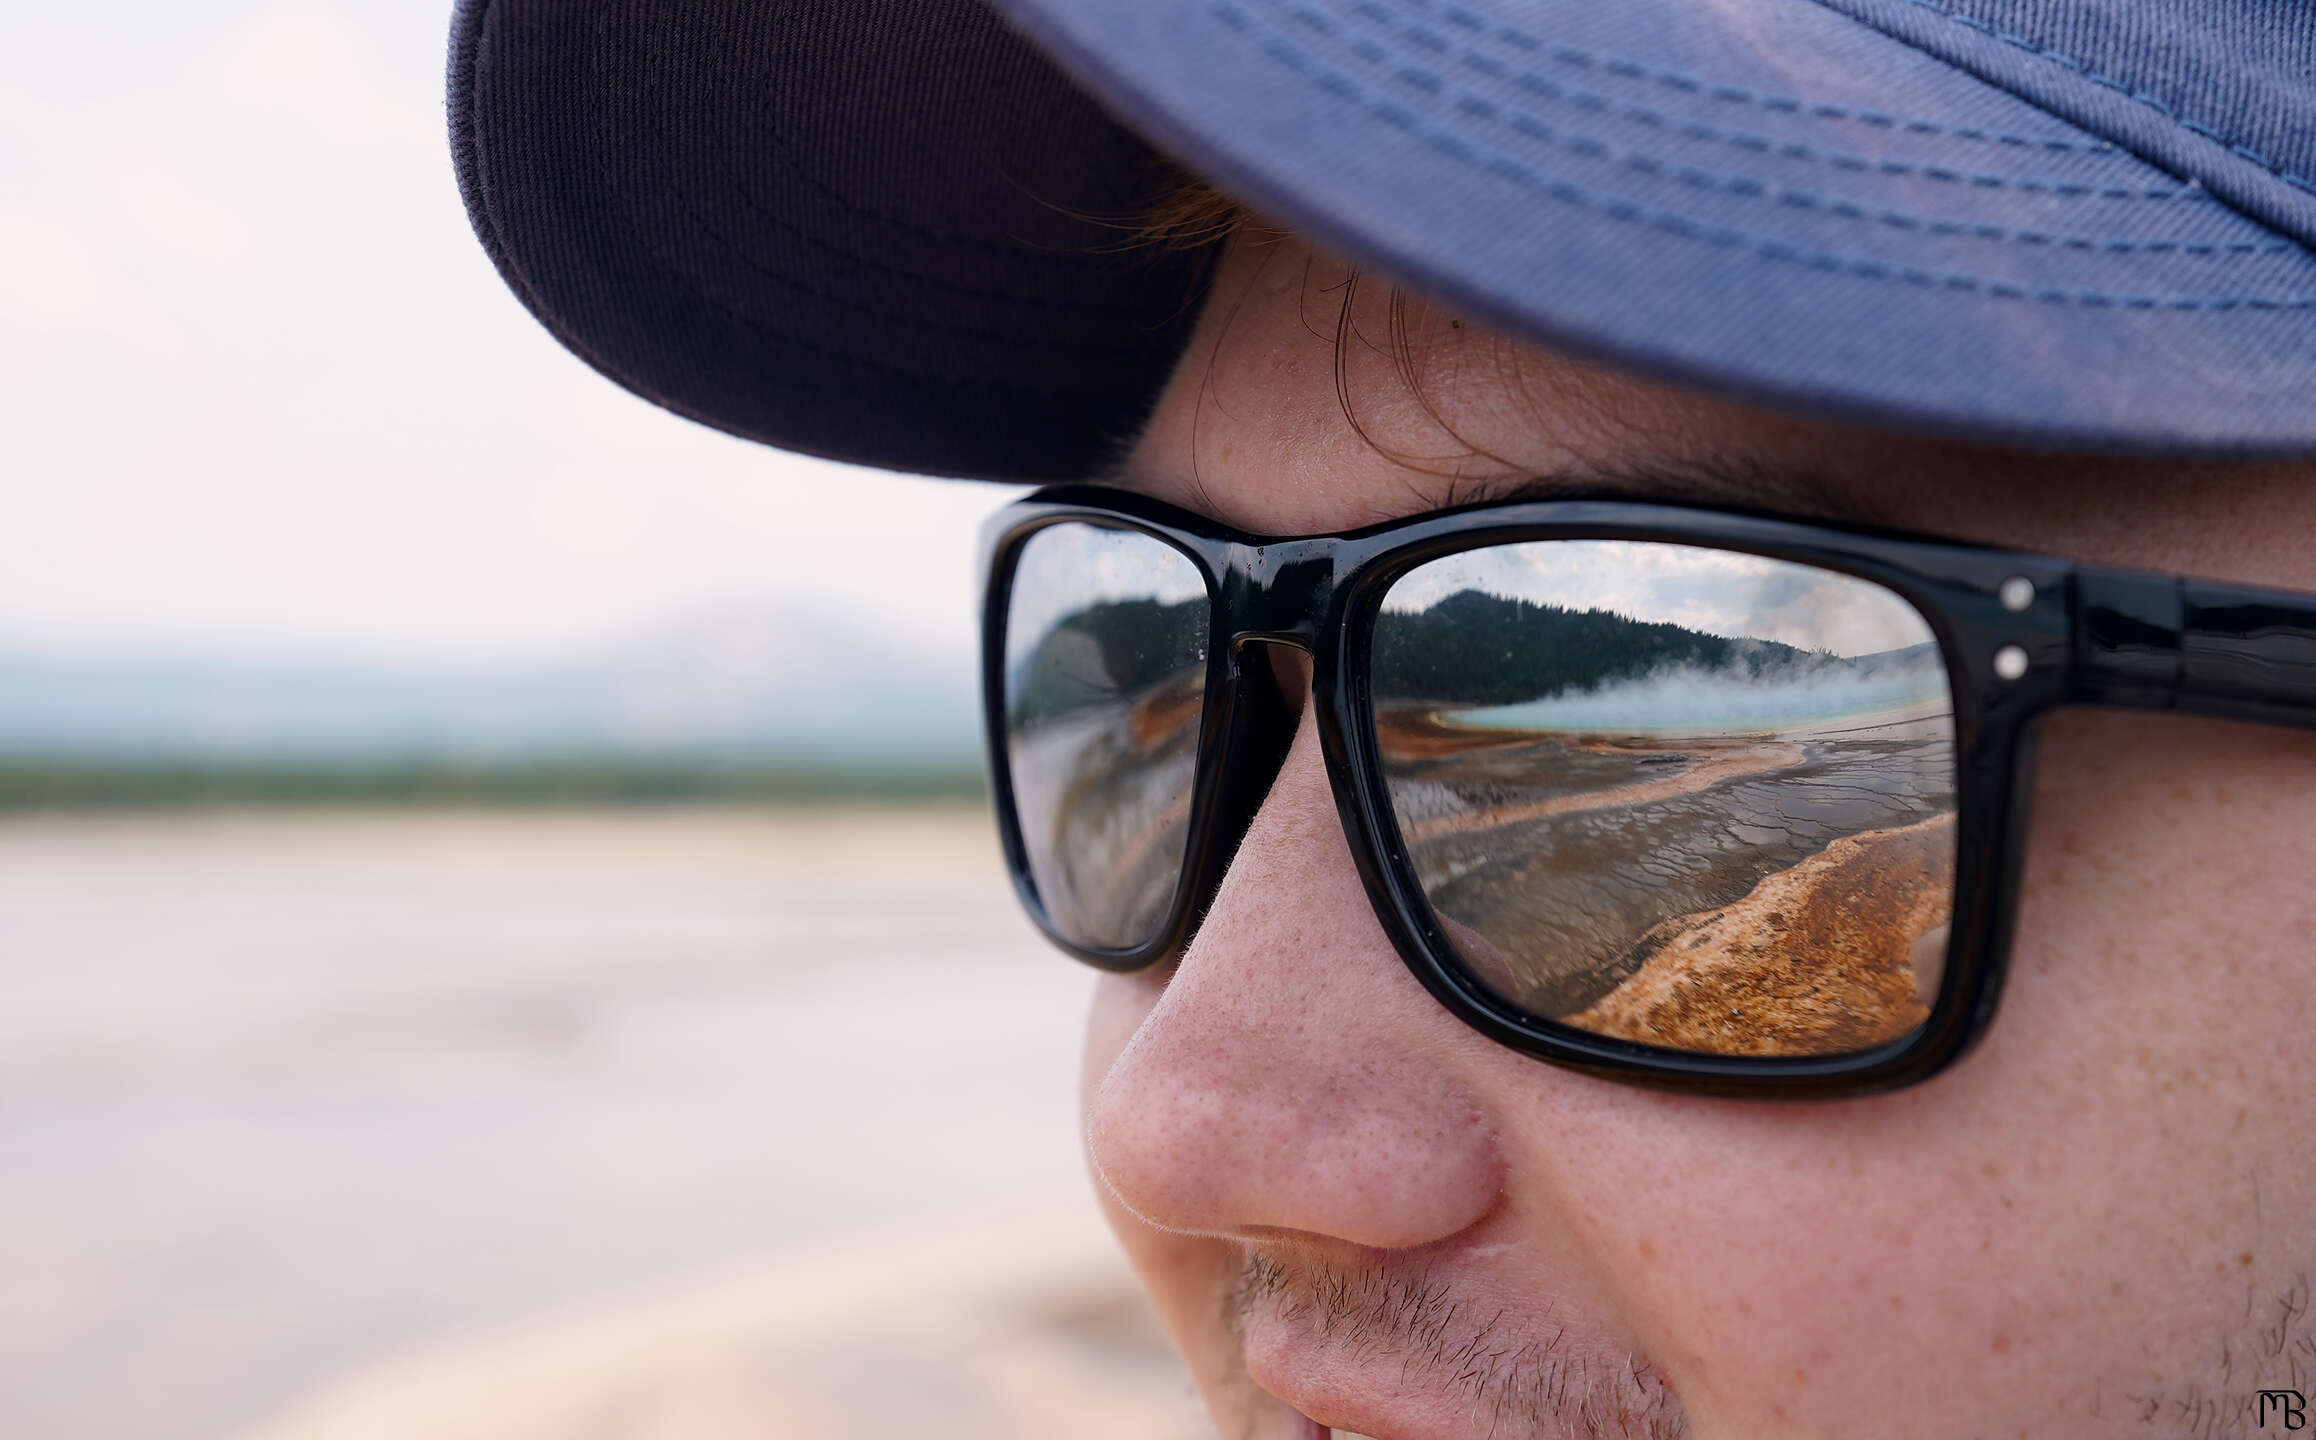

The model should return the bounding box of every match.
[1218,536,1336,647]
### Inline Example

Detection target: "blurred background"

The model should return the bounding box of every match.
[0,3,1206,1435]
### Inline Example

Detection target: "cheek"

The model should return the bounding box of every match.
[1550,1110,2123,1428]
[1079,973,1264,1422]
[1511,708,2316,1433]
[1079,973,1162,1235]
[1477,1077,2069,1430]
[1079,976,1203,1308]
[1081,970,1153,1106]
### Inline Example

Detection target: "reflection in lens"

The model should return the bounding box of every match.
[1373,541,1957,1058]
[1003,523,1209,951]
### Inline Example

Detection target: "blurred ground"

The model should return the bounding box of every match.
[242,1208,1200,1440]
[0,808,1209,1439]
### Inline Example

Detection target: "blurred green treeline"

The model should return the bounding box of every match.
[0,757,988,811]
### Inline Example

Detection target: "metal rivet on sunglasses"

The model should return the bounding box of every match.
[1993,644,2030,681]
[1998,576,2035,612]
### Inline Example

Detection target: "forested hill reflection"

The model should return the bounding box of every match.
[1007,598,1208,728]
[1006,588,1943,730]
[1376,589,1930,706]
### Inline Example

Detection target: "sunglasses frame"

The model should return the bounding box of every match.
[979,484,2316,1098]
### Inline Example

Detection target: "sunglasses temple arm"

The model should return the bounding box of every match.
[2071,568,2316,730]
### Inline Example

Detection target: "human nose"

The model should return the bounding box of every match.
[1083,699,1504,1249]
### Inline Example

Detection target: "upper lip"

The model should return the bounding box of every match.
[1231,1248,1681,1440]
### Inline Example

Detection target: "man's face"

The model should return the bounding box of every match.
[1078,233,2316,1440]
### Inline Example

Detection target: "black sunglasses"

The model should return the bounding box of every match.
[978,485,2316,1098]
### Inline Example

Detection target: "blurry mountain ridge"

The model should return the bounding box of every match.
[0,598,979,762]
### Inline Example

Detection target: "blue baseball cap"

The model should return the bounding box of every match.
[449,0,2316,482]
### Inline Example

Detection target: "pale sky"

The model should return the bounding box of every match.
[1383,540,1935,659]
[0,0,1024,666]
[1001,523,1209,675]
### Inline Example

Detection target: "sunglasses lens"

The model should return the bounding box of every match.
[1373,540,1957,1058]
[1000,522,1211,953]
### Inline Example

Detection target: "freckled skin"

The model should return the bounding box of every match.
[1077,234,2316,1439]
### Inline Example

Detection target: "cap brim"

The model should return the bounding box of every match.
[453,0,2316,473]
[450,0,1212,483]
